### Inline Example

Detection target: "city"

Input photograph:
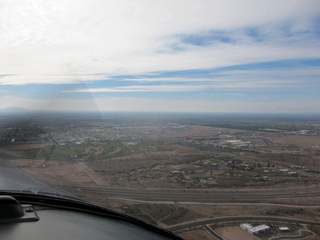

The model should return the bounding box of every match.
[1,112,320,239]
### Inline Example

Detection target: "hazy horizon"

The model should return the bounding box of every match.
[1,1,319,113]
[1,107,320,119]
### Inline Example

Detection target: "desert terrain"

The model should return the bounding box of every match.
[1,113,320,239]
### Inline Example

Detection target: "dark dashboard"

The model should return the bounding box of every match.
[0,193,182,240]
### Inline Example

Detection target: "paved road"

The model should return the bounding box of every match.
[4,162,318,204]
[167,216,320,232]
[59,185,320,203]
[204,225,225,240]
[269,230,314,240]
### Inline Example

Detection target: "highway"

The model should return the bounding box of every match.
[1,162,319,239]
[3,159,318,204]
[59,185,320,203]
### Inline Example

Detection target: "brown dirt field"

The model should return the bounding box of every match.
[86,145,195,165]
[181,204,271,218]
[9,159,110,186]
[175,204,320,222]
[119,203,205,227]
[215,226,259,240]
[271,135,320,148]
[178,228,214,240]
[85,146,103,156]
[308,227,320,240]
[309,236,320,240]
[65,191,127,209]
[108,146,121,155]
[259,152,320,167]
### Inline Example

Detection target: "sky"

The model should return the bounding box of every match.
[0,0,320,113]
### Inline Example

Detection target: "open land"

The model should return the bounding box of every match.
[1,112,320,239]
[215,226,260,240]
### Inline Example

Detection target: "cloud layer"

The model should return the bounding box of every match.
[0,0,319,112]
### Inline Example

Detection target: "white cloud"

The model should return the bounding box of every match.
[1,42,319,85]
[66,79,302,93]
[67,85,210,92]
[0,74,109,85]
[0,0,320,85]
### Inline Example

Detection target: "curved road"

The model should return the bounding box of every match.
[166,216,320,232]
[269,230,314,240]
[2,162,319,239]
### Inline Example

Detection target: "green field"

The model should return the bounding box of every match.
[0,140,173,161]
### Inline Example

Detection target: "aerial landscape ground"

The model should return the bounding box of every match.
[1,112,320,239]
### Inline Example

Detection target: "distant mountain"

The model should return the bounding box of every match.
[0,107,30,113]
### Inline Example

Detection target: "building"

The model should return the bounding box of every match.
[247,224,270,235]
[241,223,271,235]
[279,227,289,231]
[240,223,253,231]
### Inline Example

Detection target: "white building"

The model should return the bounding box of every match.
[240,223,253,231]
[279,227,289,231]
[248,224,270,235]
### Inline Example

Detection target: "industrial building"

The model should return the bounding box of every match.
[240,223,270,235]
[240,223,253,231]
[279,227,290,231]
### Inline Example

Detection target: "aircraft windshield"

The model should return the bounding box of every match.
[1,1,320,239]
